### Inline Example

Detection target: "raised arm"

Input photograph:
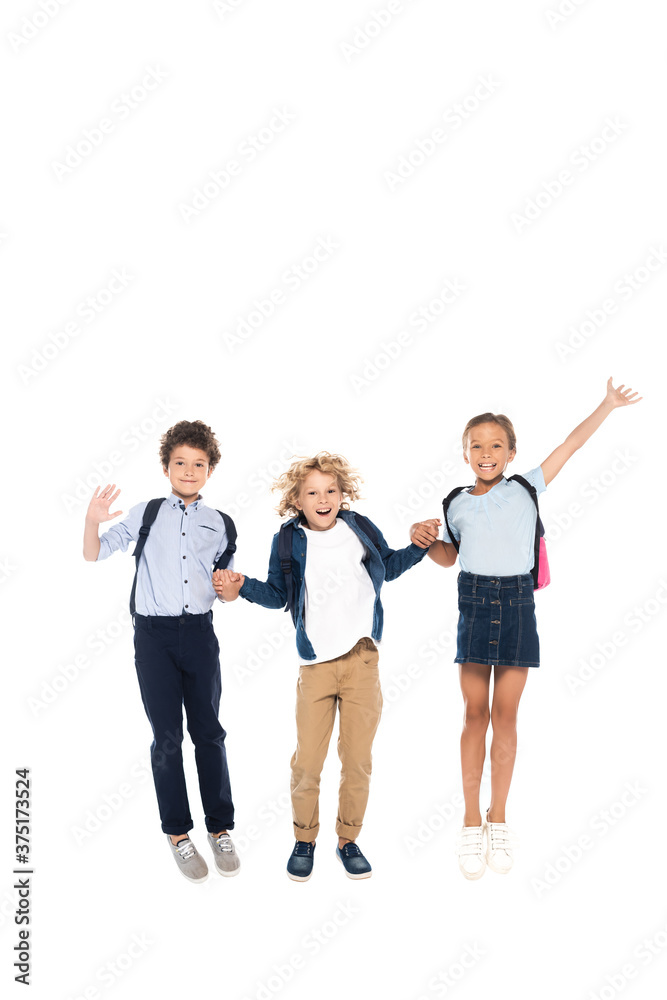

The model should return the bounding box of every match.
[83,483,123,560]
[541,377,642,487]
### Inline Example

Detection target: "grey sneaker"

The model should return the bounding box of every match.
[207,832,241,877]
[167,836,209,883]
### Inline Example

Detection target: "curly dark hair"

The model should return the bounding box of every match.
[159,420,221,470]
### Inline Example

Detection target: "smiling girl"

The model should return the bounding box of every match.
[411,378,642,880]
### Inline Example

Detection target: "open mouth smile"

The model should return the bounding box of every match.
[316,508,332,516]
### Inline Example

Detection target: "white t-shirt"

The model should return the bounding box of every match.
[301,518,377,664]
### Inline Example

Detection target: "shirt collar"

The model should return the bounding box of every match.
[169,492,204,511]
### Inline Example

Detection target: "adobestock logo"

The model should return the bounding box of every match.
[415,943,486,999]
[51,68,169,179]
[350,278,466,394]
[543,448,639,544]
[222,236,339,353]
[178,107,296,223]
[555,245,667,361]
[17,269,135,386]
[69,757,153,847]
[0,557,17,585]
[530,781,649,898]
[403,791,464,857]
[565,578,667,695]
[545,0,593,29]
[63,932,154,998]
[339,0,421,64]
[232,791,291,855]
[60,397,178,514]
[212,0,250,17]
[384,76,501,191]
[240,901,359,1000]
[223,438,307,521]
[8,0,74,53]
[584,916,667,1000]
[510,117,628,234]
[27,605,132,717]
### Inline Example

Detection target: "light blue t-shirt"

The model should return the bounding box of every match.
[444,467,546,576]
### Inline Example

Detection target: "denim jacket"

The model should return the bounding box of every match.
[239,509,428,661]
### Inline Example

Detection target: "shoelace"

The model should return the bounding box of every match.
[213,834,233,853]
[341,843,361,858]
[176,839,195,860]
[293,841,313,857]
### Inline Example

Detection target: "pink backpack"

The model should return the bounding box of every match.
[508,475,550,590]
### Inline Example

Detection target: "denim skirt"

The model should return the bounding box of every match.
[454,572,540,668]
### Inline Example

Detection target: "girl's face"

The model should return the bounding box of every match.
[295,470,342,531]
[463,422,515,487]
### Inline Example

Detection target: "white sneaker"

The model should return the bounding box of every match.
[456,825,486,880]
[484,812,514,874]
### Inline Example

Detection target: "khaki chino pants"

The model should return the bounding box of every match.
[291,637,383,842]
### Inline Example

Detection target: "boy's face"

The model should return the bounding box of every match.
[463,422,515,487]
[295,470,342,531]
[163,444,213,504]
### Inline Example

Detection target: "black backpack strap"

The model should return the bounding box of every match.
[130,498,165,615]
[441,487,470,552]
[278,522,296,622]
[508,474,542,589]
[212,510,237,571]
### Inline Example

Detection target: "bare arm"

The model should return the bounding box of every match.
[541,378,642,487]
[83,484,123,560]
[426,539,458,568]
[409,518,458,568]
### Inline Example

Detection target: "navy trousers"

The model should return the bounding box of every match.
[133,612,234,835]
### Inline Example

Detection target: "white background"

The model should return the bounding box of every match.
[2,2,664,998]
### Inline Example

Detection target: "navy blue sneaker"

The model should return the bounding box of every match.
[336,842,372,879]
[287,840,315,881]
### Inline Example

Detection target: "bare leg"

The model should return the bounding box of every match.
[488,666,529,823]
[459,663,492,827]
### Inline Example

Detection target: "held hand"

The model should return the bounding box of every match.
[212,569,237,594]
[410,518,442,549]
[605,377,643,408]
[213,568,244,601]
[86,484,123,524]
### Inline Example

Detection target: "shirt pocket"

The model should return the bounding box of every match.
[194,523,222,563]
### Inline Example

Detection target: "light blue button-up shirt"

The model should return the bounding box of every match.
[97,493,233,615]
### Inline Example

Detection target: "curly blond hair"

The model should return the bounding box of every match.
[273,452,363,518]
